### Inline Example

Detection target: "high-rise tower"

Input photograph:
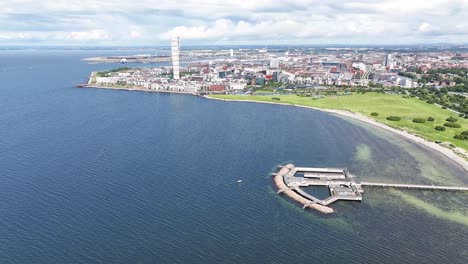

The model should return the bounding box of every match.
[171,37,180,80]
[385,54,393,68]
[270,58,279,69]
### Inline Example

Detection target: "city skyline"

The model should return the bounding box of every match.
[1,0,468,46]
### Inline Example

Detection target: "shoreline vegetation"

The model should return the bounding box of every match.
[204,94,468,172]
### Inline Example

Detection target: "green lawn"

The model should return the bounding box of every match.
[209,93,468,151]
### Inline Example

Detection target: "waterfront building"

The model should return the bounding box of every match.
[171,36,180,80]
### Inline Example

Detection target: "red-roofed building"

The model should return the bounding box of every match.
[209,85,226,91]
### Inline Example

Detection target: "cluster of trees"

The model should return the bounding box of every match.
[412,118,426,123]
[96,67,133,77]
[429,68,468,87]
[398,72,417,79]
[444,122,462,128]
[427,68,468,76]
[446,116,458,122]
[432,116,467,136]
[408,87,468,115]
[368,82,384,88]
[385,116,435,123]
[386,116,401,121]
[381,114,466,135]
[454,131,468,140]
[255,82,283,92]
[444,116,462,128]
[401,67,468,85]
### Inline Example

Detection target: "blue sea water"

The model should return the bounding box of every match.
[0,50,467,264]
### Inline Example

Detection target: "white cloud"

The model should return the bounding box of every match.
[418,22,437,34]
[130,30,143,39]
[65,30,110,41]
[0,0,467,45]
[0,32,32,40]
[162,16,405,42]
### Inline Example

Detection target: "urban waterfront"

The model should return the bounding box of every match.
[0,50,467,263]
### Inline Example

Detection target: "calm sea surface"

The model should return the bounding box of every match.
[0,50,467,264]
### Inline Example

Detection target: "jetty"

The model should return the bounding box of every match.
[273,164,468,214]
[359,182,468,191]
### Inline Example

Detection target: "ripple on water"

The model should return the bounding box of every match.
[0,51,466,264]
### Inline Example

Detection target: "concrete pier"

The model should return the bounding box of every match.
[273,164,364,213]
[272,164,468,214]
[360,182,468,191]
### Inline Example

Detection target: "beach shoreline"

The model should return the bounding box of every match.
[204,95,468,172]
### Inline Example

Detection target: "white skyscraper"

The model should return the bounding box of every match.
[230,49,234,57]
[385,54,393,68]
[270,58,279,69]
[171,37,180,80]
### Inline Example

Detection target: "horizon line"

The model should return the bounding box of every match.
[1,43,468,48]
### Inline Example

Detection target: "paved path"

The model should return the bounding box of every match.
[360,182,468,191]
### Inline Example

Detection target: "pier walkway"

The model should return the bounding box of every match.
[273,164,468,214]
[360,182,468,191]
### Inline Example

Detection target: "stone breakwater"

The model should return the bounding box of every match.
[273,164,334,214]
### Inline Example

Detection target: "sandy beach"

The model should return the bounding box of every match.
[204,95,468,172]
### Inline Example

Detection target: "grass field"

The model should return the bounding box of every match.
[209,93,468,151]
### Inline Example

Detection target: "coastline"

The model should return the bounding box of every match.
[204,95,468,172]
[81,56,171,63]
[78,85,198,95]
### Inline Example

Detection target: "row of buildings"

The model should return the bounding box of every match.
[91,39,468,93]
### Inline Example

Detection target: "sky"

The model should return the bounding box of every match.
[1,0,468,46]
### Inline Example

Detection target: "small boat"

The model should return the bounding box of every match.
[237,180,242,183]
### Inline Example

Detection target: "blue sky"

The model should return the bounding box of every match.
[1,0,467,46]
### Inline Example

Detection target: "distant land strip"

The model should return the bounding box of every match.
[82,55,171,63]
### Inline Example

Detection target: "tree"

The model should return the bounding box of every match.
[413,118,426,123]
[446,116,458,123]
[444,122,461,128]
[387,116,401,121]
